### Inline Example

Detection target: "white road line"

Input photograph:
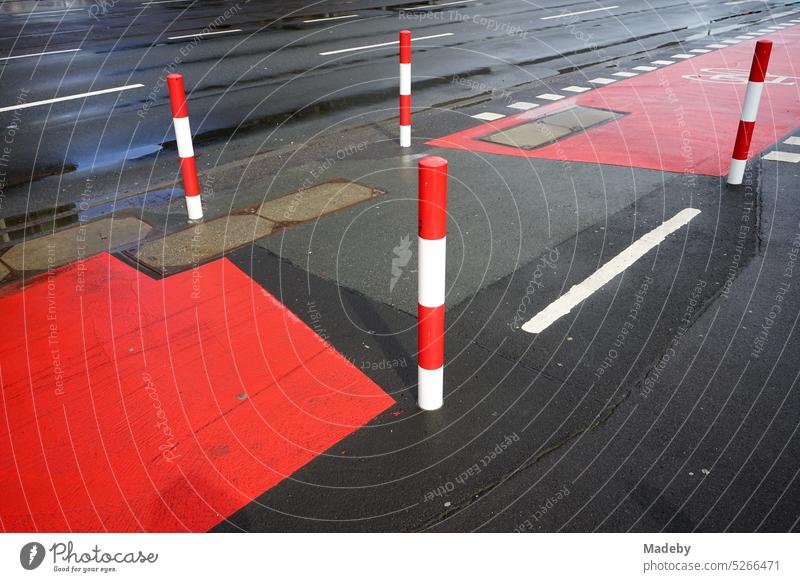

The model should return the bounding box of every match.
[763,151,800,163]
[403,0,477,10]
[705,44,727,49]
[319,32,453,56]
[784,136,800,146]
[735,35,755,39]
[671,53,694,58]
[0,48,81,62]
[689,48,711,53]
[613,71,637,77]
[537,93,565,100]
[632,65,657,71]
[563,85,590,92]
[143,0,195,5]
[651,60,674,65]
[589,77,616,84]
[508,101,538,110]
[303,14,359,23]
[472,112,505,121]
[521,208,701,334]
[541,5,619,20]
[0,84,144,113]
[167,29,242,40]
[11,8,83,16]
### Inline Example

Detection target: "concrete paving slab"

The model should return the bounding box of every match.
[256,180,379,224]
[135,214,274,271]
[1,216,150,272]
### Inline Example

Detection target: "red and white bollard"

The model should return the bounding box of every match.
[417,156,447,410]
[727,39,773,185]
[167,73,203,221]
[399,30,412,148]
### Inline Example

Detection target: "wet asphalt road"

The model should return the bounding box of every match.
[1,1,799,533]
[0,0,795,199]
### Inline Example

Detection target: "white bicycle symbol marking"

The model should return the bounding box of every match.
[683,68,796,85]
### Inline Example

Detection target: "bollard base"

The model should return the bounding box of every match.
[418,365,443,410]
[185,194,204,221]
[727,158,747,185]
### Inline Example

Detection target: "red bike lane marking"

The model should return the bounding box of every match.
[428,29,800,176]
[0,253,394,532]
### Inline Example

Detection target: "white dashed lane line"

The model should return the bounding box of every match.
[507,102,538,110]
[651,60,674,65]
[0,48,81,62]
[563,86,590,93]
[541,5,619,20]
[403,0,477,10]
[319,32,453,56]
[632,65,657,72]
[536,93,565,100]
[0,84,144,113]
[706,44,727,49]
[471,112,505,121]
[613,71,637,77]
[303,14,359,23]
[522,208,702,334]
[764,151,800,163]
[784,137,800,146]
[167,29,243,40]
[589,78,616,84]
[671,54,694,59]
[690,49,711,54]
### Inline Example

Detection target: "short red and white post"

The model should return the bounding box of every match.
[417,156,447,410]
[167,73,203,221]
[399,30,412,148]
[727,39,773,185]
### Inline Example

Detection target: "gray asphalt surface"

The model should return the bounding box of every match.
[1,0,799,533]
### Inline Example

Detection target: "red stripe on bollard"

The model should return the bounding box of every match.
[749,40,773,83]
[417,156,447,410]
[400,94,411,126]
[400,29,411,64]
[732,120,755,160]
[166,73,189,118]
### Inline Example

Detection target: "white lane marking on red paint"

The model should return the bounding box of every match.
[167,29,243,40]
[651,60,674,65]
[508,101,538,110]
[0,48,80,61]
[764,151,800,163]
[537,93,565,100]
[319,32,453,56]
[521,208,702,334]
[784,136,800,146]
[303,14,359,23]
[563,85,590,92]
[472,112,505,121]
[589,77,616,84]
[541,5,619,20]
[0,84,144,113]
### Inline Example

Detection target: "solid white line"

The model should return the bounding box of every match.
[0,84,144,113]
[167,29,242,40]
[404,0,477,9]
[303,14,359,23]
[763,151,800,163]
[541,5,619,20]
[11,8,84,16]
[521,208,701,334]
[319,32,453,56]
[0,48,81,62]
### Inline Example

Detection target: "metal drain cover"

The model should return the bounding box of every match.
[481,106,624,150]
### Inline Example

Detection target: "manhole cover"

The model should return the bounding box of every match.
[481,106,625,150]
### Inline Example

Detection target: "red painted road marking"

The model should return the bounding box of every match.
[0,254,394,532]
[428,28,800,176]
